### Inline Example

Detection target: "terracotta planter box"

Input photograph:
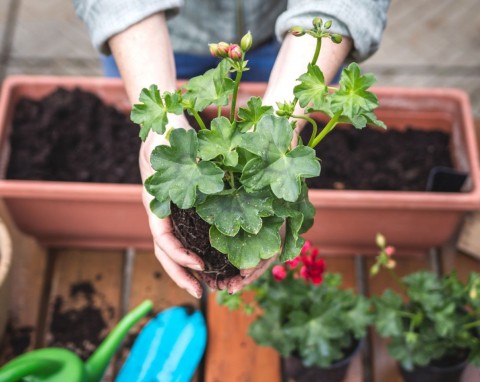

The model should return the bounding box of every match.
[303,87,480,253]
[0,76,479,252]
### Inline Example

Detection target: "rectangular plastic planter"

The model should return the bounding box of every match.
[302,87,480,253]
[0,76,479,252]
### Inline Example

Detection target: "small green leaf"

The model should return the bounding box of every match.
[198,117,241,167]
[330,63,385,129]
[149,197,171,218]
[294,63,328,109]
[131,85,168,141]
[238,97,274,132]
[197,188,274,236]
[240,115,320,201]
[148,129,224,209]
[210,217,283,269]
[183,60,235,111]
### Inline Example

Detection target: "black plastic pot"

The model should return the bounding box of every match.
[399,357,468,382]
[283,340,361,382]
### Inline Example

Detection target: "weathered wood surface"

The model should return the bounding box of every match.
[0,201,48,364]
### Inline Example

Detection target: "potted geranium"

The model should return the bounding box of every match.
[371,234,480,382]
[217,242,372,382]
[131,18,385,280]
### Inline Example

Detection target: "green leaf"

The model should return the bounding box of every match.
[197,188,274,236]
[293,63,328,109]
[198,117,241,167]
[210,217,283,269]
[131,85,183,141]
[183,60,235,111]
[237,97,274,132]
[240,115,320,202]
[273,182,314,261]
[148,128,224,209]
[149,197,171,219]
[330,63,385,129]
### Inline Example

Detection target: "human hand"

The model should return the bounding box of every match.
[140,114,207,299]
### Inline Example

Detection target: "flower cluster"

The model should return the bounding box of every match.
[273,241,326,284]
[209,32,252,61]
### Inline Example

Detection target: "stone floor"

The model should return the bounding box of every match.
[0,0,479,117]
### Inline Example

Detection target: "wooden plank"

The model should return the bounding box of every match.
[366,251,431,382]
[42,248,123,382]
[0,201,48,364]
[116,249,201,379]
[204,291,282,382]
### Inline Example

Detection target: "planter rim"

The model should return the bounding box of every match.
[0,180,142,202]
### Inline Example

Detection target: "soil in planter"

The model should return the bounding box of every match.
[6,87,142,184]
[48,280,115,360]
[170,203,240,280]
[300,124,453,191]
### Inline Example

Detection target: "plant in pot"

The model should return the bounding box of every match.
[131,18,385,283]
[217,241,372,382]
[371,234,480,382]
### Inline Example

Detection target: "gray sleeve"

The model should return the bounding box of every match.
[73,0,183,55]
[275,0,391,62]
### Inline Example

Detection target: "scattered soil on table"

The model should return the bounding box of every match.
[300,124,453,191]
[170,204,240,280]
[6,87,142,183]
[48,280,114,360]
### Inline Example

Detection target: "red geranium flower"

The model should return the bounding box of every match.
[299,243,325,285]
[272,265,287,282]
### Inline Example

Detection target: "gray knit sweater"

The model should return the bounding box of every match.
[73,0,390,62]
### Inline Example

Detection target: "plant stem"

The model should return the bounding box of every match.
[292,114,318,146]
[387,268,408,294]
[463,319,480,330]
[228,171,235,189]
[191,109,207,130]
[230,58,244,123]
[218,106,222,118]
[310,110,341,147]
[311,38,322,66]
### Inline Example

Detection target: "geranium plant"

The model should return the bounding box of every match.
[131,18,385,279]
[371,234,480,372]
[217,242,372,368]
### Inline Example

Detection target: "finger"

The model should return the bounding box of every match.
[198,272,219,290]
[148,212,204,271]
[228,256,277,294]
[154,244,203,299]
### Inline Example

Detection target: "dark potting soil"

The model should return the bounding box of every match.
[6,87,142,184]
[170,203,240,280]
[299,124,453,191]
[48,280,114,361]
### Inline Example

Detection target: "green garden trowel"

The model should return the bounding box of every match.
[0,300,154,382]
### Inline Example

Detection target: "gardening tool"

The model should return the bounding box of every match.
[0,300,154,382]
[115,305,207,382]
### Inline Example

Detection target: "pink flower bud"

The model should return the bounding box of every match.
[289,26,305,37]
[217,42,230,57]
[272,265,287,282]
[228,44,243,61]
[208,43,219,57]
[385,246,396,257]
